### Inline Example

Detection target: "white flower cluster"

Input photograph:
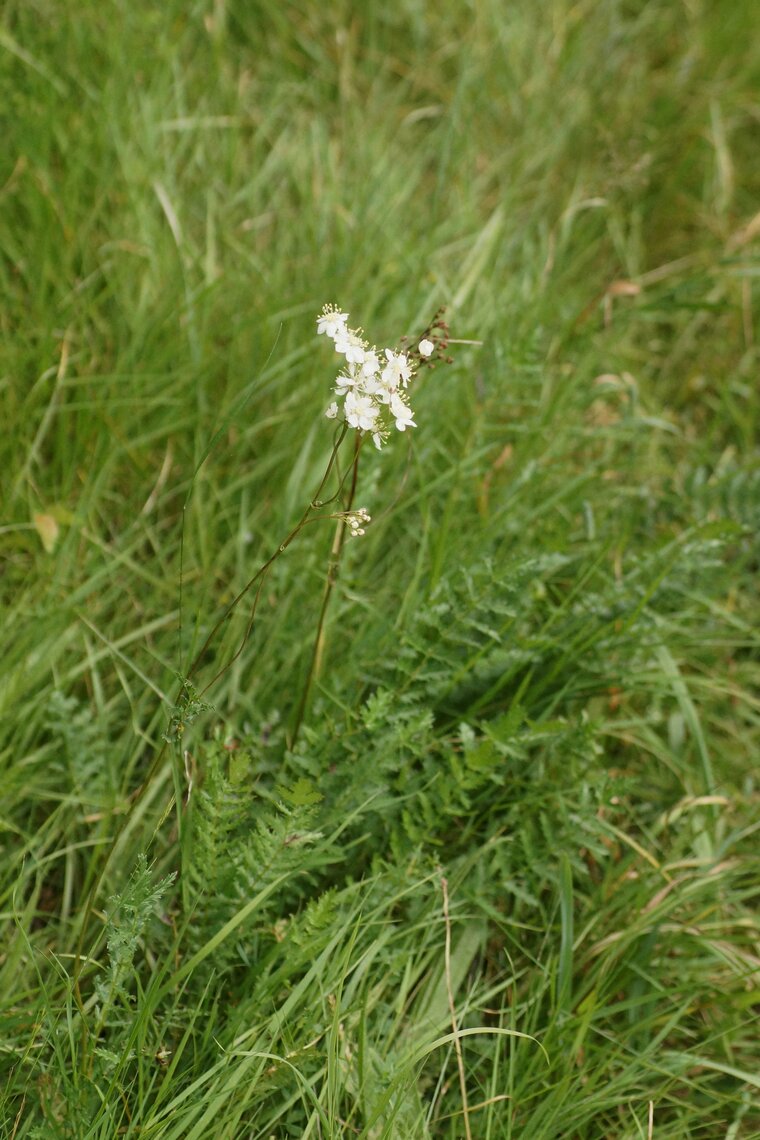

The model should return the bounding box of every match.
[318,305,421,450]
[345,507,371,537]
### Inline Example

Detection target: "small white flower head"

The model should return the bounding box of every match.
[390,391,416,431]
[360,371,385,398]
[382,349,412,391]
[317,305,349,340]
[346,507,371,537]
[334,328,367,365]
[345,390,379,432]
[334,361,361,396]
[361,349,380,378]
[317,304,421,445]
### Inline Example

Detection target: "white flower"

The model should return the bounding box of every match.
[360,371,385,398]
[390,392,416,431]
[345,390,379,431]
[361,349,380,378]
[382,349,412,391]
[334,329,366,365]
[317,306,349,339]
[375,378,393,405]
[317,304,422,445]
[334,362,361,396]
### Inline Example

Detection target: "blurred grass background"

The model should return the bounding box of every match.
[1,1,759,1136]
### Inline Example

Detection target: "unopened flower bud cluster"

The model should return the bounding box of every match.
[319,305,426,450]
[345,507,371,537]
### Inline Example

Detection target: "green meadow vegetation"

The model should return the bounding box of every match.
[1,0,759,1135]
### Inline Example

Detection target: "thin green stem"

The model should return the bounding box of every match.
[290,432,362,749]
[186,422,349,689]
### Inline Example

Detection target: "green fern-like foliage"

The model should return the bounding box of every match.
[95,854,175,1010]
[371,530,729,723]
[44,690,112,806]
[276,529,733,878]
[183,743,337,973]
[178,529,735,1007]
[135,518,749,1137]
[677,458,760,534]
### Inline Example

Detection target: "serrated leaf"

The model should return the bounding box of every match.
[277,777,323,807]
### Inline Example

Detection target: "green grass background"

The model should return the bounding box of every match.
[1,0,758,1136]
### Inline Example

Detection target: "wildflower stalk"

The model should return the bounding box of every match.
[290,431,362,748]
[184,302,450,722]
[186,421,350,699]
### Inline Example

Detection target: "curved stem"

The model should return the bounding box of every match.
[290,432,362,749]
[185,423,349,688]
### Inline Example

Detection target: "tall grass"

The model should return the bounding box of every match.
[1,1,758,1135]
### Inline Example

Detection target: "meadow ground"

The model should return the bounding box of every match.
[1,2,759,1136]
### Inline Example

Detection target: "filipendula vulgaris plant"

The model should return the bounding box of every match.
[167,304,453,748]
[156,309,453,976]
[70,308,454,1076]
